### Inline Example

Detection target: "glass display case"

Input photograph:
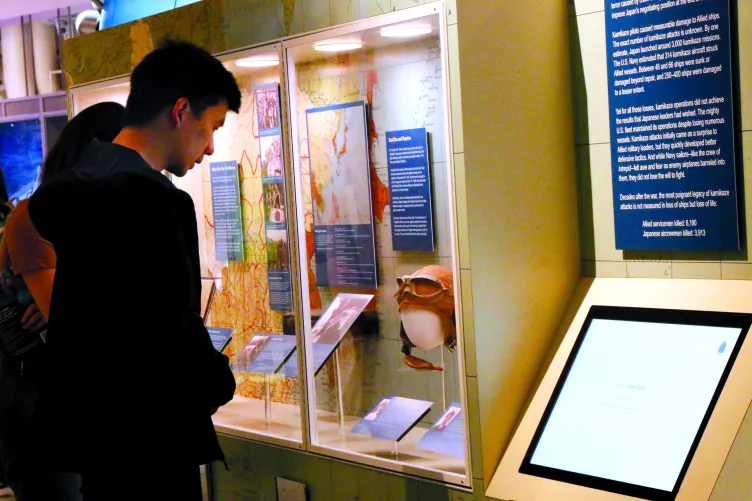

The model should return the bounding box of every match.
[285,4,468,485]
[66,2,469,487]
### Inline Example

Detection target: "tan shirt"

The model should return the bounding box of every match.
[0,199,56,275]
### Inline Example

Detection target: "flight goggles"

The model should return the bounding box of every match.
[394,274,449,304]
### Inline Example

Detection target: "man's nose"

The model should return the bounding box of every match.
[205,135,215,156]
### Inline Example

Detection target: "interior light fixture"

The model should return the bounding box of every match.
[313,41,363,52]
[236,55,280,68]
[380,24,432,38]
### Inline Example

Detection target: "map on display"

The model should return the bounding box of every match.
[308,102,373,226]
[307,101,378,289]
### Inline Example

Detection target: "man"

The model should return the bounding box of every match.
[28,40,241,500]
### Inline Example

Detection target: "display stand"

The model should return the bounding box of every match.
[202,278,217,325]
[440,348,447,411]
[264,373,272,429]
[335,349,345,436]
[393,441,400,459]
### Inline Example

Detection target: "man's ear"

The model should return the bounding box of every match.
[171,98,191,127]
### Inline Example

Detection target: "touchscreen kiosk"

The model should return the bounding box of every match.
[519,306,751,501]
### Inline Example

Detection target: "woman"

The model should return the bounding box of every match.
[0,102,125,501]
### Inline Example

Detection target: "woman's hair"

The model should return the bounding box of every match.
[41,101,125,181]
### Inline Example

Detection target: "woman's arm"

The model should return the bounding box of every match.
[22,268,55,321]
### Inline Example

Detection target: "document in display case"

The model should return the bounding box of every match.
[280,293,373,376]
[233,334,296,374]
[417,403,465,459]
[351,396,433,442]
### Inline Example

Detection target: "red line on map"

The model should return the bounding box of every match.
[366,69,390,222]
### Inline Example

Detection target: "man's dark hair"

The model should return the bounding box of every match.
[123,39,241,127]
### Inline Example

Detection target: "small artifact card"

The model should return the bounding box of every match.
[350,396,433,442]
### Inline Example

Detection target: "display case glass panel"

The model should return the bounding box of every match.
[285,5,470,485]
[70,46,306,447]
[179,46,305,446]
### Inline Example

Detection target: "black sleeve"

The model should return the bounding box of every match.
[103,177,236,409]
[182,312,237,408]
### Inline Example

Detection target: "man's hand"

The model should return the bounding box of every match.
[22,303,46,333]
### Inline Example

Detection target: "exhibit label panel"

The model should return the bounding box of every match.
[257,84,293,312]
[351,396,433,442]
[386,128,435,252]
[207,327,233,353]
[306,102,377,288]
[210,160,245,261]
[417,402,465,458]
[233,334,296,374]
[606,0,739,250]
[280,293,373,376]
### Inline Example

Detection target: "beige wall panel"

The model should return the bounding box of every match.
[456,0,579,483]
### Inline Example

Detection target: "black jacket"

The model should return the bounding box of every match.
[28,143,236,473]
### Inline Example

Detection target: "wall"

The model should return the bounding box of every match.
[61,0,444,87]
[213,436,476,501]
[454,0,580,488]
[574,0,752,279]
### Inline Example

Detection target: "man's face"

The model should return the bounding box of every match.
[168,99,228,177]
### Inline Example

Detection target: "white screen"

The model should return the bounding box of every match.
[530,319,742,491]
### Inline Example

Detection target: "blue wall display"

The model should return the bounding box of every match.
[100,0,202,29]
[210,160,244,262]
[0,120,43,204]
[351,396,433,442]
[606,0,739,250]
[417,402,465,458]
[306,102,377,289]
[386,128,435,252]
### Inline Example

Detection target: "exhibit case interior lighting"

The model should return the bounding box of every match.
[66,3,470,487]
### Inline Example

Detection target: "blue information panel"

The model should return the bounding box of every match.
[417,403,465,459]
[210,160,245,261]
[233,334,296,374]
[256,83,293,312]
[306,102,377,289]
[314,225,377,287]
[606,0,739,250]
[351,396,433,442]
[386,128,435,252]
[207,327,233,353]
